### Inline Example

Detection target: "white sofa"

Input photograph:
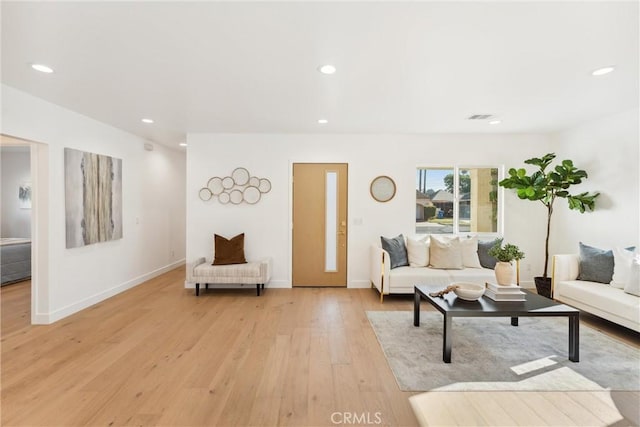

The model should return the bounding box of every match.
[370,244,496,302]
[552,254,640,332]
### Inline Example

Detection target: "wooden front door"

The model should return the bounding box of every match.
[292,163,348,287]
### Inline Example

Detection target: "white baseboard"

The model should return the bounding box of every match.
[39,259,186,324]
[349,280,372,289]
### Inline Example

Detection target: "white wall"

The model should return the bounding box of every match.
[186,133,553,288]
[1,147,31,238]
[1,84,186,323]
[550,108,639,254]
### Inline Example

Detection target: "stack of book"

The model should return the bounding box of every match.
[484,282,526,301]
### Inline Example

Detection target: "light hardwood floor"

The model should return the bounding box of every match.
[2,269,638,426]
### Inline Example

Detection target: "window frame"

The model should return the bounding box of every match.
[415,164,504,237]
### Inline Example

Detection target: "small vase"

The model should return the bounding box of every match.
[495,262,514,285]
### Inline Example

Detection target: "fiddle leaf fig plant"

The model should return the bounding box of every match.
[499,153,600,279]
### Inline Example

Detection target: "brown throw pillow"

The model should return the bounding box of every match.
[213,233,247,265]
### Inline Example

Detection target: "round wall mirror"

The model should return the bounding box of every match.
[370,175,396,202]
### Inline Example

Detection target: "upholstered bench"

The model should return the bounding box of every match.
[188,257,272,296]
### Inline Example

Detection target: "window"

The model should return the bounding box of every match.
[416,166,500,235]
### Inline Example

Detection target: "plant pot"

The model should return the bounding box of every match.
[494,262,514,285]
[534,276,552,298]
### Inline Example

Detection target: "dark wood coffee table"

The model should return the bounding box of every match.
[414,284,580,363]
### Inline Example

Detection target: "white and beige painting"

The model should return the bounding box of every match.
[65,148,122,248]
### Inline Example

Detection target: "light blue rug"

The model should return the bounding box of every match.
[367,311,640,392]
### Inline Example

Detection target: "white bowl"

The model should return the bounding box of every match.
[453,282,485,301]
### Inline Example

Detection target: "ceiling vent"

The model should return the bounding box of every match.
[468,114,493,120]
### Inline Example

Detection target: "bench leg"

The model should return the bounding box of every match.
[195,283,200,296]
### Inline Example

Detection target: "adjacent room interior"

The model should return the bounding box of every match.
[1,1,638,426]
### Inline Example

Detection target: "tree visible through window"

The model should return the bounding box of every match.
[416,167,500,234]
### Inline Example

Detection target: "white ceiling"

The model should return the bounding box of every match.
[2,1,638,148]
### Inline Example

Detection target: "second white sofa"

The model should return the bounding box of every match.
[553,253,639,332]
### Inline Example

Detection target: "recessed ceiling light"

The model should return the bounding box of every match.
[489,120,502,125]
[318,64,336,75]
[318,119,328,124]
[31,64,53,73]
[179,142,188,147]
[592,66,615,76]
[141,118,154,124]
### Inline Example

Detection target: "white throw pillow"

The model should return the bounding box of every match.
[624,254,640,297]
[429,235,463,269]
[611,247,634,289]
[460,236,482,268]
[407,236,430,267]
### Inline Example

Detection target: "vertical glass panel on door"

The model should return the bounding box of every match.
[459,168,498,233]
[415,168,455,234]
[325,171,338,272]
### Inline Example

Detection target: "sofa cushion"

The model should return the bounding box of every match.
[577,242,613,284]
[213,233,247,265]
[430,236,463,269]
[407,236,430,267]
[381,234,409,269]
[556,280,639,325]
[195,261,262,279]
[460,236,482,268]
[478,238,501,269]
[389,266,451,288]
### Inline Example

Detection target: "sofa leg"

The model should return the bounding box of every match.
[195,283,200,296]
[256,284,260,296]
[261,283,265,290]
[205,283,209,291]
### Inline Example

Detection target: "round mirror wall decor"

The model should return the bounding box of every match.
[218,192,230,204]
[370,175,396,202]
[232,167,250,186]
[222,176,234,189]
[243,186,261,204]
[229,189,243,204]
[258,178,272,194]
[208,177,224,195]
[198,188,213,201]
[199,167,272,205]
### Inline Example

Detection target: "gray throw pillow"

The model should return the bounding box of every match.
[381,234,409,269]
[478,238,502,269]
[577,242,614,284]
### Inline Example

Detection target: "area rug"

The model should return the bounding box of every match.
[366,311,640,391]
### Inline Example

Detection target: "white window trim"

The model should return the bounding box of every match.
[416,164,505,237]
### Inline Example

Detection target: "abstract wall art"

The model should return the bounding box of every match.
[18,183,31,209]
[64,148,122,248]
